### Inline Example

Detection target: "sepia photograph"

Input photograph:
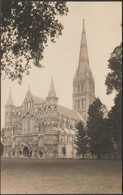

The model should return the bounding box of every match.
[1,1,122,194]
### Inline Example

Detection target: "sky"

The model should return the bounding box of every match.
[1,2,122,128]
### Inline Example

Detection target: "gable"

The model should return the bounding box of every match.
[22,90,45,108]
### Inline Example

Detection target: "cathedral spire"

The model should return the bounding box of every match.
[48,77,56,97]
[73,20,95,120]
[6,87,14,106]
[78,19,90,76]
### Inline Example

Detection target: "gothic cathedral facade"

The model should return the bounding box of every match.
[3,20,95,158]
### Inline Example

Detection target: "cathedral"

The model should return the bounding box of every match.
[3,20,95,158]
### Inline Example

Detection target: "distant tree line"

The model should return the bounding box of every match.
[75,43,122,159]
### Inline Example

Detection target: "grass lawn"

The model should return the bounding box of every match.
[1,157,122,194]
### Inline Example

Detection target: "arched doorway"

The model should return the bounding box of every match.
[39,150,43,157]
[23,146,29,157]
[19,151,22,157]
[29,150,32,157]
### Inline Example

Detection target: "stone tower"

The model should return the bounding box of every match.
[5,88,15,128]
[73,20,95,120]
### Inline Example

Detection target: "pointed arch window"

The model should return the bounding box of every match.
[75,100,77,110]
[83,98,86,109]
[81,99,84,109]
[78,100,80,109]
[81,83,84,92]
[27,101,28,109]
[30,100,32,108]
[78,84,80,93]
[32,100,33,108]
[25,100,27,109]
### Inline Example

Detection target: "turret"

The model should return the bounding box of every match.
[46,77,58,110]
[5,88,15,128]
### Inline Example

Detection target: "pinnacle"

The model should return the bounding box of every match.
[48,77,56,97]
[6,87,14,106]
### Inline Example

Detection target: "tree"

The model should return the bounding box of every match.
[105,43,122,95]
[1,1,68,83]
[74,121,89,158]
[1,128,4,143]
[108,91,122,156]
[0,142,4,156]
[87,98,114,159]
[105,43,122,157]
[0,129,4,156]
